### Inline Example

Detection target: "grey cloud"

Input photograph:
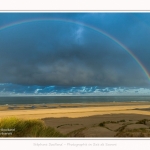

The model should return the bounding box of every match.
[0,13,149,87]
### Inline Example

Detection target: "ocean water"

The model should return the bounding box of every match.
[0,96,150,105]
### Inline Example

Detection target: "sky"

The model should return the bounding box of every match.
[0,13,150,96]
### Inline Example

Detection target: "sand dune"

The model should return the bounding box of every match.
[1,102,150,137]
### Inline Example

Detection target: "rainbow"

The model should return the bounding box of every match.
[0,18,149,80]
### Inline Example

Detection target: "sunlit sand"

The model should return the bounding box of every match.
[0,102,150,119]
[1,102,150,137]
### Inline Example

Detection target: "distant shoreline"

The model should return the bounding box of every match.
[1,101,150,109]
[0,95,150,105]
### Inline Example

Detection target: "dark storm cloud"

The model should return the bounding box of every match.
[0,13,150,87]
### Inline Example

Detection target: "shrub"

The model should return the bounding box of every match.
[136,119,148,125]
[99,122,105,127]
[0,117,64,137]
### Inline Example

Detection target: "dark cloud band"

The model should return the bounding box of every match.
[0,18,149,80]
[0,13,149,87]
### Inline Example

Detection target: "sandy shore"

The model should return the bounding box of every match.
[0,102,150,119]
[1,102,150,137]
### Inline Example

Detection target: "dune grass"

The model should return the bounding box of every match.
[0,117,65,137]
[115,128,150,137]
[136,119,149,125]
[66,127,86,137]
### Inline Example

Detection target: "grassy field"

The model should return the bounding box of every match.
[0,117,65,137]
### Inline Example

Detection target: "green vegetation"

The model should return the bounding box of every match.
[115,119,150,137]
[0,117,65,137]
[110,121,117,123]
[136,119,149,125]
[99,120,125,128]
[115,128,150,137]
[1,117,149,137]
[116,124,128,132]
[57,123,81,128]
[119,120,125,122]
[67,127,86,137]
[99,122,105,127]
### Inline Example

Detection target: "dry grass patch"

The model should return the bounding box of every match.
[0,117,65,137]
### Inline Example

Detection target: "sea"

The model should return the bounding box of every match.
[0,96,150,105]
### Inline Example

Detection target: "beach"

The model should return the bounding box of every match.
[0,102,150,119]
[1,102,150,137]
